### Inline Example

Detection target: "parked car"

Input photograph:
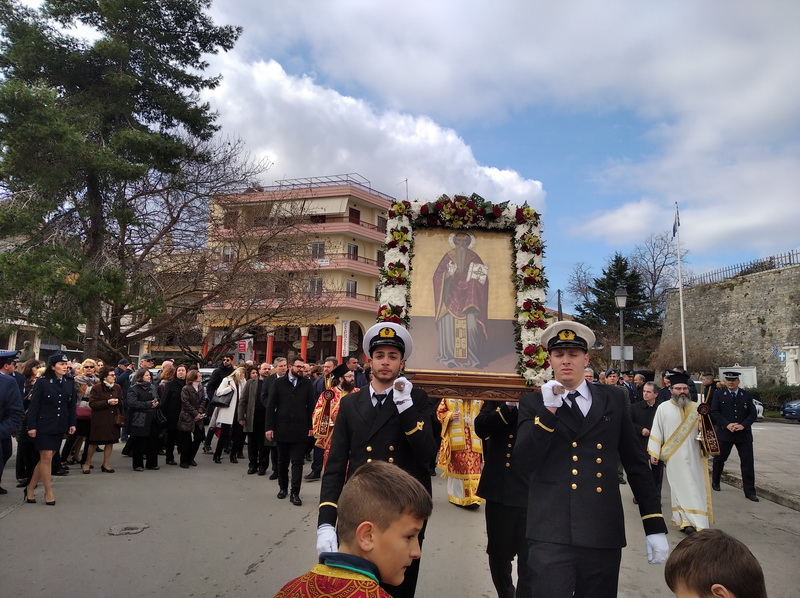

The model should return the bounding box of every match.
[199,367,215,387]
[781,398,800,421]
[753,399,764,421]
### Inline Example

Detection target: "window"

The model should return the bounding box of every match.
[374,284,381,300]
[347,244,359,260]
[310,214,327,224]
[308,277,323,297]
[377,216,388,233]
[221,246,236,262]
[376,250,385,267]
[223,211,238,229]
[310,241,325,259]
[346,279,357,298]
[349,208,361,224]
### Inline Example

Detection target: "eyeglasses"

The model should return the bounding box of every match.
[84,366,95,369]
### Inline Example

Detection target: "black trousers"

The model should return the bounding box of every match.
[164,426,180,462]
[15,431,36,481]
[528,540,622,598]
[712,439,756,495]
[178,429,203,465]
[130,426,160,469]
[485,502,532,598]
[276,441,306,493]
[248,407,268,468]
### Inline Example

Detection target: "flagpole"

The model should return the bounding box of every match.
[674,202,688,370]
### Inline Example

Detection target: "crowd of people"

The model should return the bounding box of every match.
[0,318,769,598]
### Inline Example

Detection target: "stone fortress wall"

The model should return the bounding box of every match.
[662,264,800,385]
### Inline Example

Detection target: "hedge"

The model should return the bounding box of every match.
[743,385,800,411]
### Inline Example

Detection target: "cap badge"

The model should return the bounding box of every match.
[557,330,576,341]
[378,327,397,339]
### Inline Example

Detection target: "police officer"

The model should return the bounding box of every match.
[516,321,668,597]
[710,371,759,501]
[316,322,437,598]
[0,350,25,495]
[474,399,532,598]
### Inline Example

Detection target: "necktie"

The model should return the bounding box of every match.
[374,393,386,410]
[567,391,584,420]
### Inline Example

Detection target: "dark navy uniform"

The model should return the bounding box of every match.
[0,372,24,480]
[26,374,77,451]
[710,385,757,498]
[475,401,531,598]
[629,397,665,496]
[516,382,667,598]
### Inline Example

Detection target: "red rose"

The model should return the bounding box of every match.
[399,245,409,253]
[523,345,536,356]
[493,205,502,217]
[525,360,536,368]
[467,201,476,210]
[388,210,395,218]
[420,205,429,215]
[427,216,439,226]
[435,201,443,211]
[522,300,533,310]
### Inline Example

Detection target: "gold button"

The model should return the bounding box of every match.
[509,434,514,438]
[596,458,602,464]
[505,463,510,468]
[507,444,513,448]
[572,455,578,462]
[388,445,395,451]
[366,446,373,452]
[572,442,578,448]
[572,469,578,476]
[571,483,578,490]
[596,443,603,449]
[596,473,602,478]
[388,458,394,463]
[506,453,511,458]
[596,487,603,493]
[366,458,372,463]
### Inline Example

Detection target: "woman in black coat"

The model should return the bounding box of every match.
[178,369,205,468]
[25,354,77,505]
[126,368,160,471]
[160,364,186,466]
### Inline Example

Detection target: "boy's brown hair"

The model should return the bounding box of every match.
[336,461,432,546]
[664,529,766,598]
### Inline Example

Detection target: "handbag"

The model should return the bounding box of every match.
[114,413,127,427]
[76,406,92,420]
[155,408,167,425]
[209,382,234,409]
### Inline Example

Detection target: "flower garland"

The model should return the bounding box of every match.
[376,193,552,385]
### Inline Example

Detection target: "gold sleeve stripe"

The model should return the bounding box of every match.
[534,416,554,433]
[405,421,425,435]
[642,513,664,520]
[496,407,509,426]
[318,502,338,509]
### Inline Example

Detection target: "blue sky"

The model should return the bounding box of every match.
[23,1,800,313]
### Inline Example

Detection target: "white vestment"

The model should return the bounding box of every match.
[648,400,713,531]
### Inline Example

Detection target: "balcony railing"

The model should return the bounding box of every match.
[307,214,387,233]
[312,252,382,267]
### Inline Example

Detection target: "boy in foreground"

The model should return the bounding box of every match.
[664,528,767,598]
[274,460,433,598]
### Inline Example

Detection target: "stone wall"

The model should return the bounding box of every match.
[662,264,800,385]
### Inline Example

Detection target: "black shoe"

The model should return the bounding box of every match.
[166,459,177,466]
[618,476,626,485]
[223,447,231,454]
[24,489,36,503]
[213,456,222,464]
[121,451,132,457]
[290,492,302,506]
[189,460,198,467]
[202,445,212,455]
[0,486,6,495]
[712,483,721,491]
[681,526,697,535]
[304,471,321,481]
[134,467,144,472]
[277,488,288,499]
[230,455,238,464]
[16,479,29,488]
[145,466,160,470]
[53,469,69,477]
[247,466,257,475]
[257,467,266,476]
[237,452,245,459]
[269,471,279,480]
[304,453,312,462]
[180,463,190,469]
[746,494,759,502]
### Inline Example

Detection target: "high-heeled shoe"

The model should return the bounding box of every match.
[101,466,115,473]
[45,498,56,506]
[24,489,36,503]
[229,455,238,464]
[213,456,222,464]
[82,466,91,474]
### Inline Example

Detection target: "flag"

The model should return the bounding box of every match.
[672,203,680,238]
[772,344,779,357]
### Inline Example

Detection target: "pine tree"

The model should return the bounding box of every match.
[0,0,241,358]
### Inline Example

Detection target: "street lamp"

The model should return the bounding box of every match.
[614,286,628,371]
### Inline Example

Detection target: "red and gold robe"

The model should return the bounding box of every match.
[274,564,392,598]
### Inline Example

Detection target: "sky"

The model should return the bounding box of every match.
[22,1,800,313]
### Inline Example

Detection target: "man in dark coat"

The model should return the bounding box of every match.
[265,357,316,506]
[316,322,437,598]
[202,353,234,453]
[515,321,669,598]
[629,381,665,497]
[710,370,759,501]
[0,350,25,494]
[474,399,532,598]
[259,357,287,479]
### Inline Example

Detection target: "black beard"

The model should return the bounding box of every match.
[340,380,355,392]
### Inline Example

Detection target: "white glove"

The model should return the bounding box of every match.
[541,380,565,409]
[393,377,413,413]
[645,533,669,564]
[505,401,517,409]
[316,524,338,555]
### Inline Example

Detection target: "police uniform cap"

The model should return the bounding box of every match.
[540,321,595,352]
[722,371,741,380]
[605,368,620,377]
[666,370,692,386]
[363,322,413,359]
[47,354,70,367]
[0,350,20,364]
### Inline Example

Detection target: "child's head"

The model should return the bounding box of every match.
[664,529,766,598]
[337,460,433,586]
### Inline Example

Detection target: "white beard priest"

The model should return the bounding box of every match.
[647,370,714,535]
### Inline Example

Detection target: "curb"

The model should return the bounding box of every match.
[720,471,800,513]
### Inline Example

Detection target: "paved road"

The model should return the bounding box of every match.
[1,421,796,597]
